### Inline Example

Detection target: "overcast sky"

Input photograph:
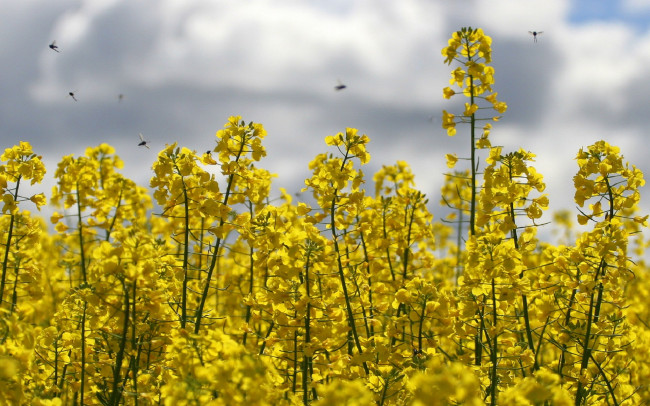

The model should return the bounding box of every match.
[4,0,650,240]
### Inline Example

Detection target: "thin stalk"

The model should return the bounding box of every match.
[0,176,20,307]
[292,329,299,393]
[475,298,486,366]
[194,135,245,333]
[381,198,397,282]
[130,281,141,406]
[327,147,369,375]
[575,292,596,405]
[455,206,463,285]
[242,244,255,346]
[490,277,498,405]
[104,182,124,241]
[109,279,130,406]
[589,352,619,406]
[468,74,477,237]
[575,177,615,405]
[417,297,427,352]
[80,300,87,405]
[506,163,536,363]
[76,186,87,283]
[178,172,190,329]
[331,202,369,374]
[357,221,375,339]
[391,200,417,347]
[302,253,313,405]
[378,375,392,406]
[53,335,60,389]
[259,321,275,355]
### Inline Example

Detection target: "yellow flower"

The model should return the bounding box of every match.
[313,379,374,405]
[442,110,456,136]
[442,87,455,99]
[445,153,459,168]
[463,102,479,116]
[29,193,47,209]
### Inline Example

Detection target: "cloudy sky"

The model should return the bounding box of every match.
[4,0,650,239]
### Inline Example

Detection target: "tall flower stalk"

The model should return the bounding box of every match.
[441,27,507,237]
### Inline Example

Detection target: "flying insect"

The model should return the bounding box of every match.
[528,31,543,43]
[49,41,60,52]
[138,133,150,149]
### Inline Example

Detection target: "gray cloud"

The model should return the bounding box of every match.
[3,0,650,241]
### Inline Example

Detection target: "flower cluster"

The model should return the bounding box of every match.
[441,27,507,139]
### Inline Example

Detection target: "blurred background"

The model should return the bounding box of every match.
[3,0,650,241]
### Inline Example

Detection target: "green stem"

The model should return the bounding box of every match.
[490,277,498,405]
[194,135,245,333]
[455,207,463,285]
[109,279,130,406]
[104,181,124,241]
[330,195,369,375]
[0,176,20,308]
[575,292,596,405]
[505,162,536,364]
[302,252,312,405]
[76,186,87,284]
[242,244,255,346]
[576,176,616,405]
[258,321,275,356]
[357,222,375,339]
[475,298,486,366]
[378,374,392,406]
[178,173,190,329]
[381,198,396,282]
[80,300,87,405]
[589,351,619,406]
[469,75,477,237]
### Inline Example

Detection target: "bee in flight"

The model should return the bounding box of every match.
[138,133,150,149]
[334,79,347,91]
[68,91,78,101]
[49,41,60,52]
[118,94,124,102]
[528,31,543,43]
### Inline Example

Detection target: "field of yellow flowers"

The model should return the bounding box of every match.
[2,27,650,405]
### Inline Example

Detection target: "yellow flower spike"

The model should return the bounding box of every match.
[442,28,506,242]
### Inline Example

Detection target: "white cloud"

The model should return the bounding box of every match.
[475,0,568,37]
[30,0,448,106]
[549,22,637,122]
[623,0,650,12]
